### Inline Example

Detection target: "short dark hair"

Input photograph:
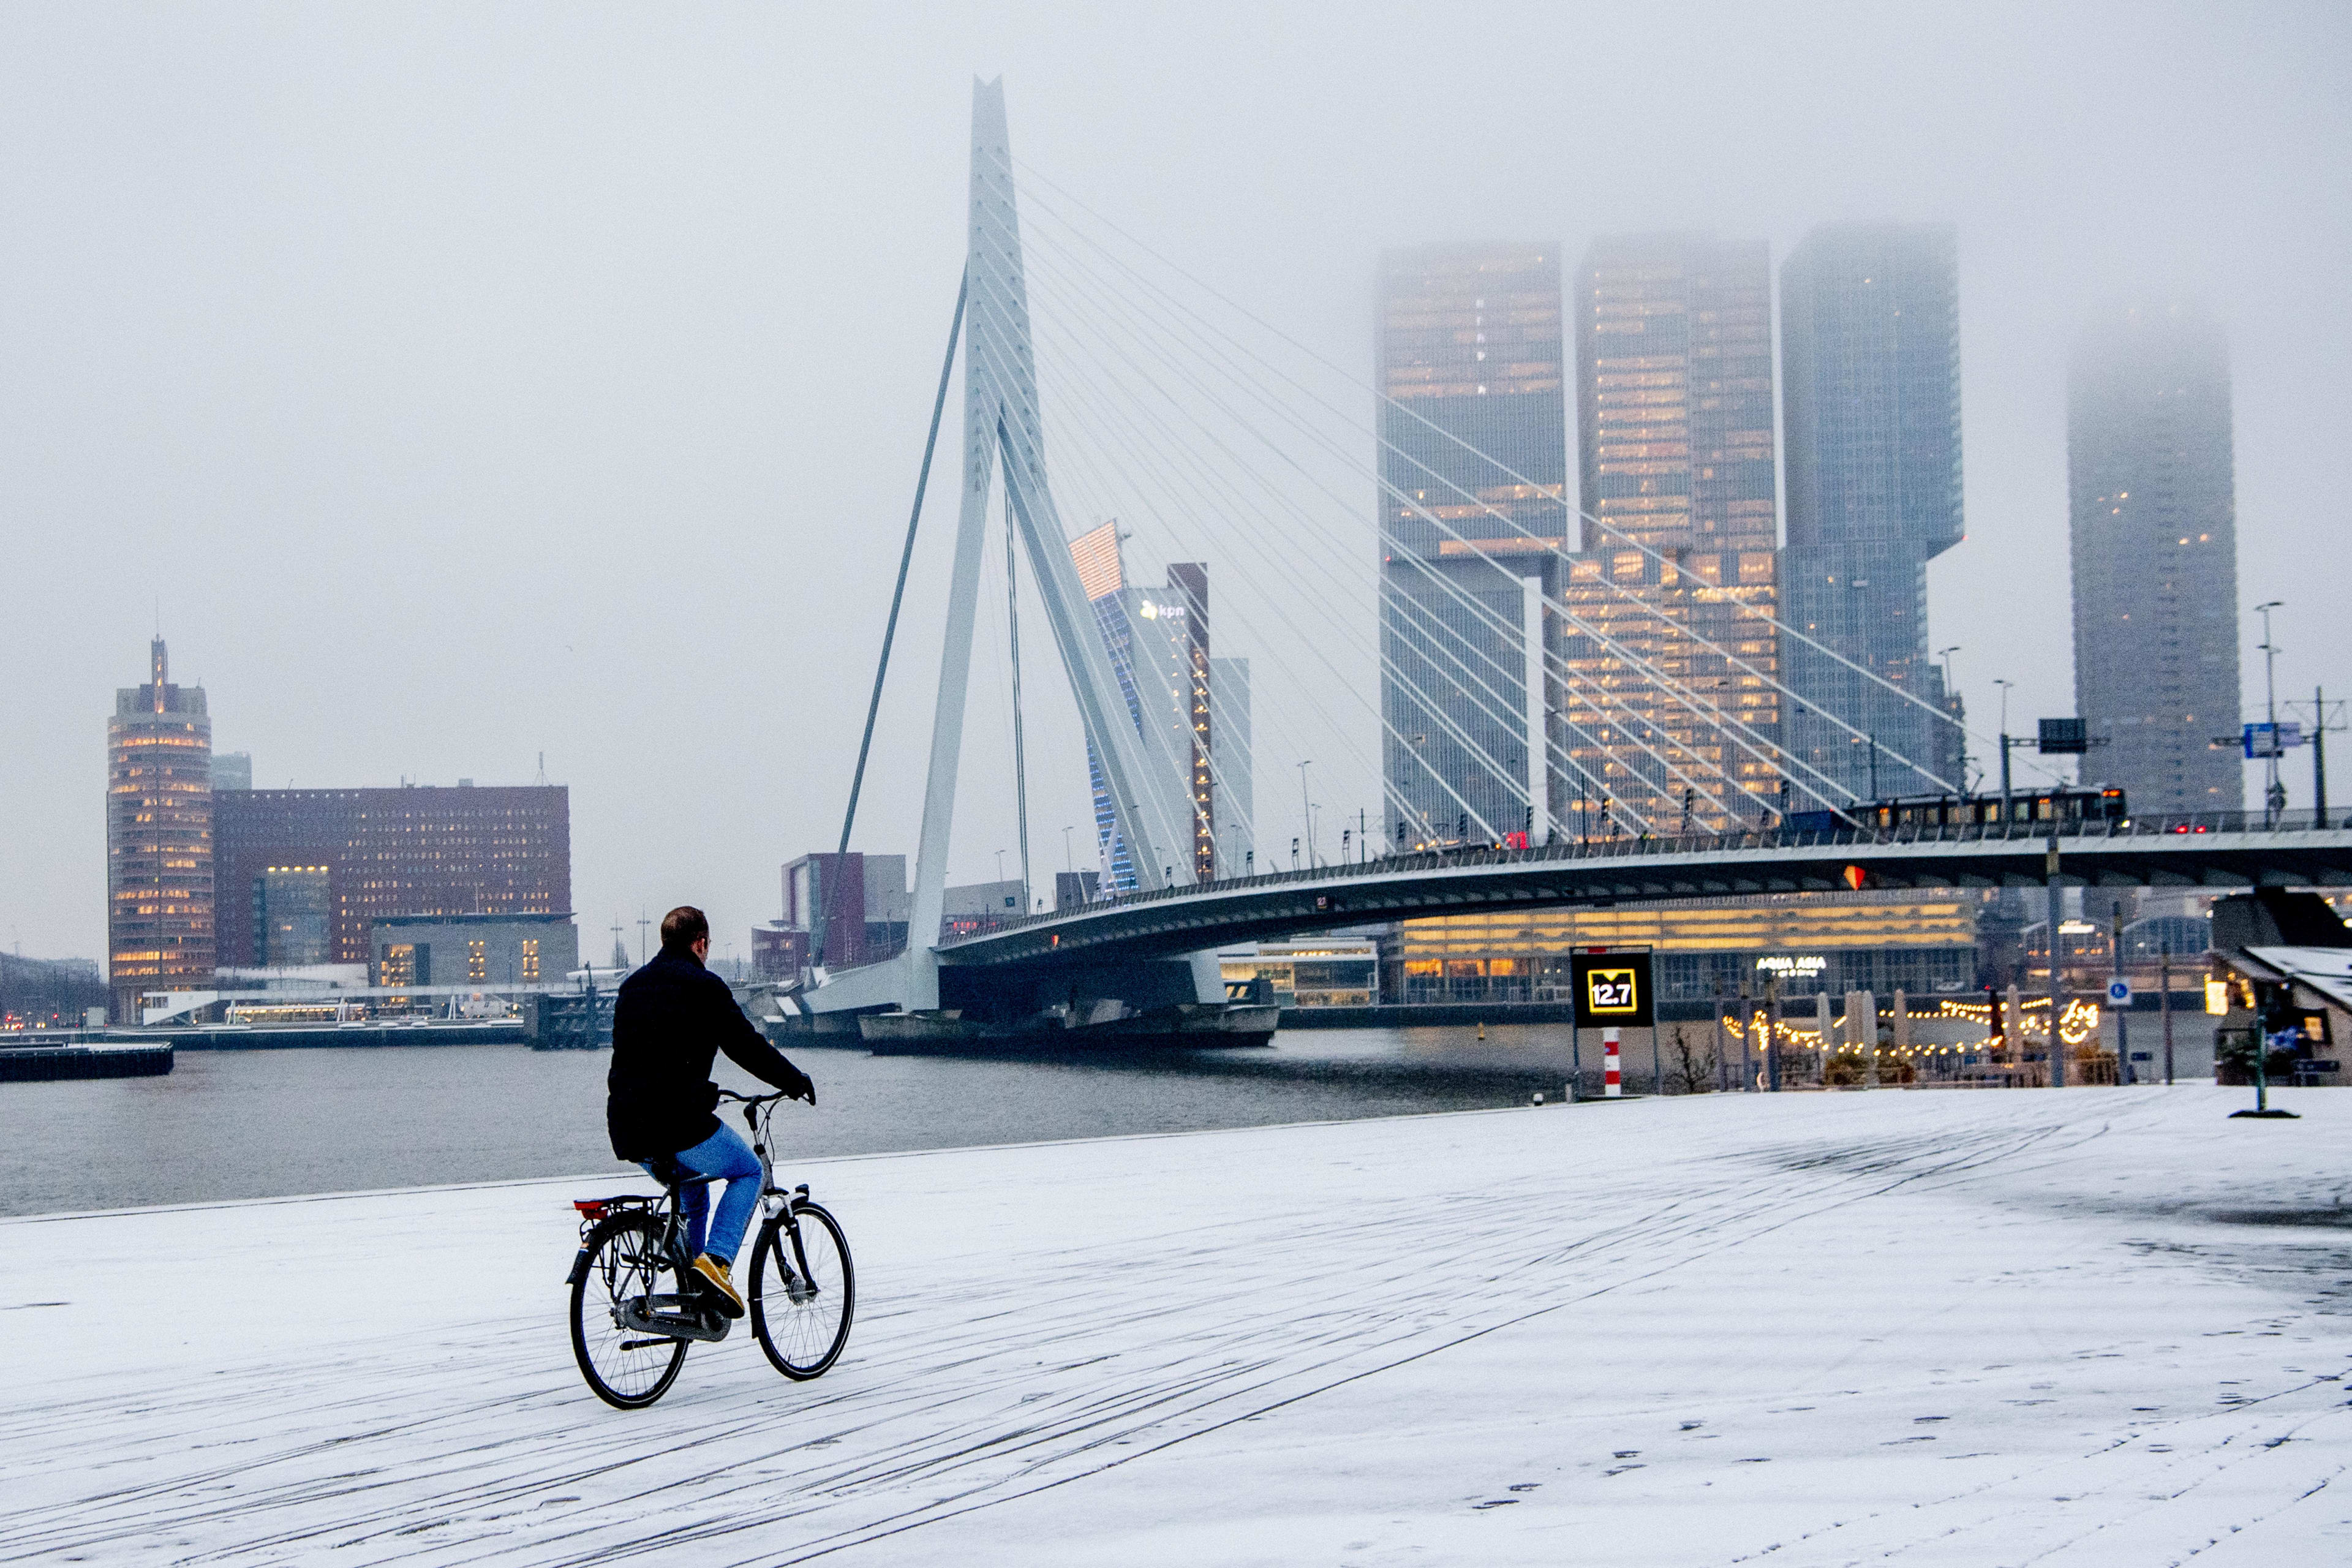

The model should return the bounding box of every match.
[660,906,709,952]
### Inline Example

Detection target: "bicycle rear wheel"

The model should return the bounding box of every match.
[749,1202,854,1379]
[570,1212,688,1408]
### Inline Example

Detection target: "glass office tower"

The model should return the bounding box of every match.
[1779,223,1966,805]
[1377,241,1568,848]
[1570,233,1782,834]
[2068,304,2243,814]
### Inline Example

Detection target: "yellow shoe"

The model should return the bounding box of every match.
[690,1253,745,1318]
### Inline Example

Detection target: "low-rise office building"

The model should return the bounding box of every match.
[1218,940,1381,1007]
[1390,891,1980,1006]
[369,912,579,991]
[216,782,571,968]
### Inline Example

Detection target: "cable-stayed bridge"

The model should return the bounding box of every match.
[944,815,2352,971]
[799,80,2352,1044]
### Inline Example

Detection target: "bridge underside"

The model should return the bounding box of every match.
[938,830,2352,970]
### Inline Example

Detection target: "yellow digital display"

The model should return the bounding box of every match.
[1586,968,1639,1013]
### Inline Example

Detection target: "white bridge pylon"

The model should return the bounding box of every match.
[813,78,1203,1015]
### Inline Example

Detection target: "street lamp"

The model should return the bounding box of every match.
[1994,678,2016,812]
[2255,600,2285,824]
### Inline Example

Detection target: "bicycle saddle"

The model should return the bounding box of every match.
[644,1153,718,1189]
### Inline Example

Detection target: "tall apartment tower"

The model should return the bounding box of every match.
[1377,241,1569,847]
[1779,224,1966,805]
[2067,304,2243,813]
[1570,234,1782,832]
[107,637,214,1019]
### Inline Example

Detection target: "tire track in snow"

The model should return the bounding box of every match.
[0,1102,2113,1566]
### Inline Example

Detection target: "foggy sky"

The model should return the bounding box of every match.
[4,2,2347,965]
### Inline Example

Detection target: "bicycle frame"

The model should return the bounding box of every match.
[566,1091,822,1342]
[736,1091,824,1305]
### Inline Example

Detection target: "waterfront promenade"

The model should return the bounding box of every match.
[2,1088,2346,1564]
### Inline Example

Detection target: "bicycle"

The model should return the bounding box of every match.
[566,1088,855,1409]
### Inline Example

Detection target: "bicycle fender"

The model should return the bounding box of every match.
[565,1246,590,1287]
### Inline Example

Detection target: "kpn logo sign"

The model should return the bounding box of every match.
[1570,949,1654,1028]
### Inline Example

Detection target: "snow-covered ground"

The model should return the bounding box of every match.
[2,1086,2347,1566]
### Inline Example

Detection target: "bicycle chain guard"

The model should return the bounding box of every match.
[616,1292,731,1344]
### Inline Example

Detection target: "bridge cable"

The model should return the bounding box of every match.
[983,219,1757,837]
[1004,188,1926,806]
[1004,162,2035,785]
[959,260,1457,849]
[961,260,1504,856]
[993,209,1835,827]
[957,252,1229,876]
[817,266,967,968]
[965,249,1536,842]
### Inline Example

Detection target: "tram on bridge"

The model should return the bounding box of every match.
[1790,786,2129,835]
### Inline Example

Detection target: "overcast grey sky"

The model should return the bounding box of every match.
[4,2,2346,964]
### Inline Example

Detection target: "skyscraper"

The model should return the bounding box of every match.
[107,638,214,1019]
[1070,521,1213,886]
[1779,224,1966,805]
[2068,304,2243,813]
[1570,233,1782,832]
[1377,241,1568,846]
[1163,561,1214,879]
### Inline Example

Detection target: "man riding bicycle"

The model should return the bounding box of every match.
[608,905,814,1318]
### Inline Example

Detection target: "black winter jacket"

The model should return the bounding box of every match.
[606,948,812,1161]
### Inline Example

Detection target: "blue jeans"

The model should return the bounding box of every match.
[643,1124,762,1264]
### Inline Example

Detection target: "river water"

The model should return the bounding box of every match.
[0,1027,1581,1217]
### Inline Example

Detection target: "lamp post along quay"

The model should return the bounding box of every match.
[2161,943,2176,1086]
[2111,899,2131,1086]
[2048,834,2065,1088]
[2255,600,2285,826]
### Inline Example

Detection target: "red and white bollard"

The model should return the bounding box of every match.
[1603,1026,1623,1098]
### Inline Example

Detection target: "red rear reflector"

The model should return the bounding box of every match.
[572,1200,608,1219]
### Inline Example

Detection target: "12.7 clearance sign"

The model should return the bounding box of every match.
[1570,949,1654,1028]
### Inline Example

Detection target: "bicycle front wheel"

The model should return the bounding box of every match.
[749,1202,854,1380]
[570,1213,688,1409]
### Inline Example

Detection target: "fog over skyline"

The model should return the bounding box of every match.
[4,2,2346,964]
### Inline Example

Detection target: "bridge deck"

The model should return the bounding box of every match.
[941,813,2352,965]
